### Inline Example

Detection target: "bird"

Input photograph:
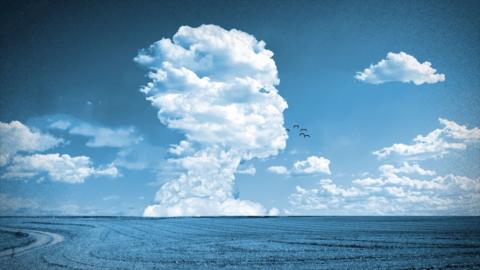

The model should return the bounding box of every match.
[286,128,290,132]
[304,134,311,138]
[300,128,308,132]
[299,132,306,137]
[293,124,300,129]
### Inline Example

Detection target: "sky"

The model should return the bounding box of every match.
[0,0,479,216]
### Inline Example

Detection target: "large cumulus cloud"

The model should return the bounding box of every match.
[135,25,288,216]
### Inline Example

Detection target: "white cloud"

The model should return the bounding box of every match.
[373,118,480,159]
[49,120,71,130]
[293,156,331,175]
[267,156,331,176]
[143,198,266,217]
[68,123,141,148]
[355,52,445,85]
[290,162,480,215]
[267,165,289,175]
[379,162,436,176]
[1,153,120,183]
[136,25,287,217]
[0,121,63,166]
[267,207,280,216]
[236,165,256,175]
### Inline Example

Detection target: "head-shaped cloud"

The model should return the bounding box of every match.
[135,25,288,216]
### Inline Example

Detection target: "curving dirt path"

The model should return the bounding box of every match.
[0,227,64,258]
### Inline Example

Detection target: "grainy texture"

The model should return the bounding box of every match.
[0,216,479,269]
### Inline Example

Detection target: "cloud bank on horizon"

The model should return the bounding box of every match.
[355,52,445,85]
[289,119,480,215]
[135,24,288,217]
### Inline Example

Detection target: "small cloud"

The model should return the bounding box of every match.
[292,156,331,175]
[267,165,289,175]
[267,207,280,216]
[49,120,71,130]
[236,165,256,175]
[267,155,332,176]
[48,116,142,148]
[355,52,445,85]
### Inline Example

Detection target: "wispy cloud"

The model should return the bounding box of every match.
[373,118,480,159]
[0,121,63,166]
[355,52,445,85]
[49,117,142,148]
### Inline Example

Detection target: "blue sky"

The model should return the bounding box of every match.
[0,0,479,216]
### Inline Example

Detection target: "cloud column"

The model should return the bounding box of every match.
[135,25,288,216]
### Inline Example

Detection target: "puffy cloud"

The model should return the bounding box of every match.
[373,118,480,159]
[1,153,119,183]
[292,156,331,175]
[267,156,331,176]
[136,25,287,216]
[0,121,63,166]
[379,162,436,176]
[355,52,445,85]
[267,165,289,175]
[290,162,479,215]
[143,198,266,217]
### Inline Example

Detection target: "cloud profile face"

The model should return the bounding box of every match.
[135,25,288,216]
[355,52,445,85]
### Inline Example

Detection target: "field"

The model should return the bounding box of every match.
[1,216,479,269]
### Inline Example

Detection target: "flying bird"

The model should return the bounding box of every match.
[300,128,308,132]
[286,128,290,132]
[304,134,310,138]
[299,132,306,137]
[293,124,300,129]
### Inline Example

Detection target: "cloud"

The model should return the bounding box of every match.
[292,156,331,175]
[49,118,142,148]
[373,118,480,159]
[267,156,331,176]
[236,165,256,175]
[290,162,479,215]
[355,52,445,85]
[0,193,39,213]
[0,121,63,166]
[1,153,119,183]
[135,25,287,216]
[378,162,436,176]
[267,165,289,175]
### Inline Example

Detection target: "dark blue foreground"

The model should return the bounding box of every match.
[1,216,479,269]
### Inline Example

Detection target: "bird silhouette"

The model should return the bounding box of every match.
[304,134,310,138]
[299,132,306,136]
[286,128,290,132]
[293,124,300,129]
[300,128,308,132]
